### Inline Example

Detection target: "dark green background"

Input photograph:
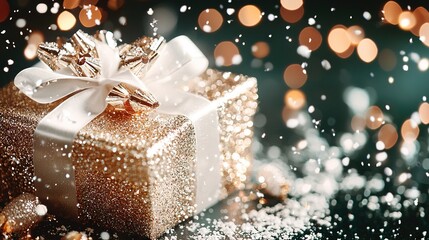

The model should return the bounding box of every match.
[1,0,429,239]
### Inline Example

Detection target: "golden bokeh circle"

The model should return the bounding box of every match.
[57,11,77,31]
[347,25,365,45]
[284,89,306,110]
[280,5,304,23]
[411,7,429,36]
[401,119,420,141]
[283,64,308,89]
[251,41,270,59]
[357,38,378,63]
[328,26,352,54]
[238,5,262,27]
[398,11,416,30]
[419,102,429,124]
[383,1,402,25]
[79,5,102,28]
[214,41,240,67]
[63,0,80,9]
[299,26,322,51]
[366,106,384,130]
[280,0,303,11]
[378,124,398,149]
[198,8,223,33]
[419,23,429,47]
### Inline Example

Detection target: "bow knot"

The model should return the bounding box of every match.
[24,29,165,113]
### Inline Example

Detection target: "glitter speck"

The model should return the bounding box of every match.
[363,11,371,20]
[36,3,48,14]
[147,8,154,15]
[226,8,235,15]
[35,204,48,216]
[16,18,26,28]
[100,232,110,240]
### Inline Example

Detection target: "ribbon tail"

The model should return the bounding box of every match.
[14,67,100,104]
[33,85,112,218]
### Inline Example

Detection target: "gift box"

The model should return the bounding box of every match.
[0,30,258,239]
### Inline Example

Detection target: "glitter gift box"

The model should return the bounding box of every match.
[0,32,258,238]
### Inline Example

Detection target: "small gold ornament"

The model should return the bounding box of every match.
[0,193,46,235]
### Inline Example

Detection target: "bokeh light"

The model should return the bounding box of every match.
[283,64,307,89]
[398,11,416,30]
[284,89,306,110]
[382,1,402,25]
[79,5,102,28]
[82,0,99,5]
[299,27,322,51]
[280,5,304,23]
[418,58,429,71]
[401,119,420,141]
[238,5,262,27]
[419,23,429,47]
[0,0,10,23]
[410,7,429,36]
[282,106,299,124]
[328,26,352,54]
[336,45,354,59]
[347,25,365,45]
[28,31,44,45]
[198,8,223,33]
[24,44,38,60]
[24,31,44,60]
[107,0,125,11]
[351,115,366,131]
[252,41,270,59]
[378,49,397,71]
[57,11,76,31]
[366,106,384,130]
[357,38,378,63]
[280,0,303,11]
[378,124,398,149]
[214,41,241,67]
[63,0,80,10]
[418,102,429,124]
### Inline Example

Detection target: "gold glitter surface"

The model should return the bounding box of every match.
[1,193,43,233]
[0,68,258,239]
[190,69,258,193]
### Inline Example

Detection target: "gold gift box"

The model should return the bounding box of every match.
[0,68,258,239]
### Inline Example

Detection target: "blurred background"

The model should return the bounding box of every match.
[1,0,429,238]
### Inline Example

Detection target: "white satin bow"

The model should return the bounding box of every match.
[13,35,221,218]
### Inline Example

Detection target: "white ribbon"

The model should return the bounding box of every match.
[14,36,221,218]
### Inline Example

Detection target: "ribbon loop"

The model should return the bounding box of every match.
[15,67,99,104]
[145,36,209,85]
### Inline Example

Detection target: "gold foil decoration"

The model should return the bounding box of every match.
[118,35,165,78]
[36,30,162,113]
